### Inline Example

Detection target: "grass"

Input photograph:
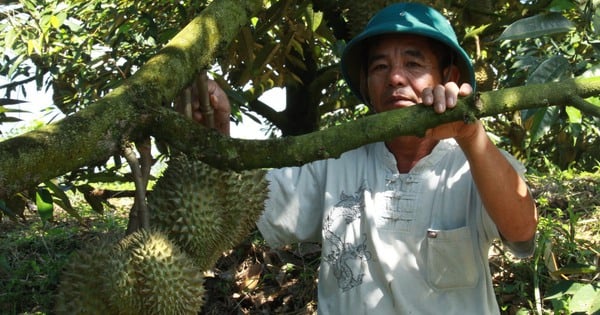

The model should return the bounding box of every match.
[0,169,598,314]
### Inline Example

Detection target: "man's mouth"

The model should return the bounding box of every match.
[387,95,416,108]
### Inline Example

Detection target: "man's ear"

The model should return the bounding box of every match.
[443,64,461,83]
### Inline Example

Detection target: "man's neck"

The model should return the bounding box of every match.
[386,136,439,173]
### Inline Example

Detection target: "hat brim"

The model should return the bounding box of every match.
[341,23,475,103]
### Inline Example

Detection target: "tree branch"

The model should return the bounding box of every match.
[0,0,263,199]
[0,0,599,200]
[569,95,600,117]
[152,76,600,171]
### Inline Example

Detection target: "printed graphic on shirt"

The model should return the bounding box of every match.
[323,184,372,292]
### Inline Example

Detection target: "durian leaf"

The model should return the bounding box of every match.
[0,99,27,107]
[527,55,570,85]
[77,184,105,214]
[496,12,574,41]
[44,179,83,222]
[35,188,54,223]
[0,199,18,221]
[565,106,582,124]
[524,106,560,144]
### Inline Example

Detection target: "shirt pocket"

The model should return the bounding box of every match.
[425,226,479,290]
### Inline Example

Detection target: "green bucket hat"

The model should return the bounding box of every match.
[341,3,475,103]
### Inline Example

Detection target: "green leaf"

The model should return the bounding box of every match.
[0,199,18,220]
[524,106,560,144]
[565,106,582,124]
[0,99,27,107]
[544,280,600,314]
[549,0,577,12]
[7,54,26,79]
[35,188,54,223]
[0,116,23,123]
[496,12,575,41]
[305,5,323,32]
[4,28,17,49]
[527,55,570,85]
[50,15,62,29]
[44,180,82,222]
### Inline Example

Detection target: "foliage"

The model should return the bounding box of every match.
[493,166,600,314]
[0,0,209,114]
[0,0,599,313]
[1,169,598,314]
[479,0,600,171]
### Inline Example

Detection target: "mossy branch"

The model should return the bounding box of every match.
[0,0,599,199]
[153,76,600,171]
[0,0,263,199]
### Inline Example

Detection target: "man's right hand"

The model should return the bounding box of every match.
[191,79,231,136]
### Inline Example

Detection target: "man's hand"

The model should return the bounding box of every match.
[421,82,478,141]
[191,79,231,136]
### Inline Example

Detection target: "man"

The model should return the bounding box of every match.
[200,3,537,314]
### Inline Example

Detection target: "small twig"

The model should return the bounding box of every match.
[197,71,214,128]
[122,142,150,233]
[175,87,193,118]
[569,95,600,118]
[136,138,152,229]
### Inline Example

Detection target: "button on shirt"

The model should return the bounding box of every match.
[257,139,534,315]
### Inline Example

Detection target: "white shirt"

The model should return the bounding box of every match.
[258,140,534,315]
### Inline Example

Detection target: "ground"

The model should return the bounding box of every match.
[0,171,598,314]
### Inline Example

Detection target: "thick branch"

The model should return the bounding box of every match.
[153,76,600,171]
[0,0,598,199]
[0,0,263,199]
[569,95,600,117]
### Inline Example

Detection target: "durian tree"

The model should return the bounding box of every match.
[1,0,600,312]
[0,0,599,202]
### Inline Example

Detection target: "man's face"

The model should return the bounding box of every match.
[366,34,443,113]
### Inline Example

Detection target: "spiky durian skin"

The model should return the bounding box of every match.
[148,154,268,270]
[55,230,205,315]
[108,229,206,315]
[54,242,116,315]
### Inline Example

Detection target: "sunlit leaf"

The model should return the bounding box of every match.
[50,15,62,29]
[4,28,17,49]
[7,54,26,78]
[545,281,600,314]
[565,106,582,124]
[35,188,54,223]
[305,6,323,32]
[497,13,575,41]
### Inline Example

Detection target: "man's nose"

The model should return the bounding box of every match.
[388,64,408,86]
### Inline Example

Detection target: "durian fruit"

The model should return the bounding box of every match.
[474,59,496,91]
[107,229,206,315]
[55,229,205,315]
[148,154,268,270]
[54,240,116,315]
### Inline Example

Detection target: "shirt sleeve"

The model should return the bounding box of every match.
[256,161,327,248]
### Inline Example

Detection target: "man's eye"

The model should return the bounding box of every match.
[406,61,422,68]
[370,63,388,72]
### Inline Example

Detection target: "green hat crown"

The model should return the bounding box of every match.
[341,3,475,102]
